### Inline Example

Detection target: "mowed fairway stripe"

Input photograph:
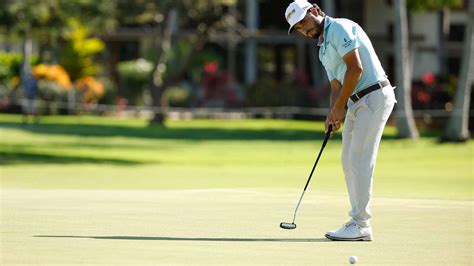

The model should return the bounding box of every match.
[1,189,472,265]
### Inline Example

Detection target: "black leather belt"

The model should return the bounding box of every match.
[350,80,390,102]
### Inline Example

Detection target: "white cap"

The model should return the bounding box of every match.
[285,0,313,35]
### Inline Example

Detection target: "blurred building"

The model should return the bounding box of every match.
[101,0,469,91]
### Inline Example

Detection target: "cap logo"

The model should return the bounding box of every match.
[286,9,296,21]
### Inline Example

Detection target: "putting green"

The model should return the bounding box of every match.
[1,189,472,265]
[0,115,472,200]
[1,115,473,265]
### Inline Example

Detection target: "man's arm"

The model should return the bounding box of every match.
[329,79,342,108]
[325,79,342,133]
[327,48,363,132]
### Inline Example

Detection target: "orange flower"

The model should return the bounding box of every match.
[75,76,104,102]
[32,64,48,79]
[32,64,72,89]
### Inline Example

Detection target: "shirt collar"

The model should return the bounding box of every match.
[317,16,333,46]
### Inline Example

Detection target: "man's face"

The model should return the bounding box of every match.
[294,9,322,39]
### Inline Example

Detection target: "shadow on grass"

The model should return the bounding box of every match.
[34,235,330,242]
[3,141,177,152]
[1,121,343,141]
[0,151,145,165]
[0,121,448,143]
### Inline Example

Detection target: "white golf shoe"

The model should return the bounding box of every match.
[325,221,373,241]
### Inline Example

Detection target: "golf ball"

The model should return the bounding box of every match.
[349,256,358,264]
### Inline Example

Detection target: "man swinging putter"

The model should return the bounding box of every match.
[285,0,396,241]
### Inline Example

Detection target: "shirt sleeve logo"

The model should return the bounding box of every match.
[342,38,353,49]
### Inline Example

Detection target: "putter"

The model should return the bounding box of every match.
[280,124,333,230]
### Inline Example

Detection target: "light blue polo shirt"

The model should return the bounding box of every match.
[318,16,387,94]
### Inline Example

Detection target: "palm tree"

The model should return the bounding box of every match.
[442,0,473,142]
[393,0,420,139]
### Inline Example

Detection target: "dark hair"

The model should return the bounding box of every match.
[312,3,326,17]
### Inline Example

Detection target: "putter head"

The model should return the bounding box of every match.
[280,222,297,229]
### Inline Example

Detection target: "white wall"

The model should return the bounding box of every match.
[411,12,439,45]
[364,1,469,80]
[449,10,468,24]
[411,12,440,78]
[364,0,443,79]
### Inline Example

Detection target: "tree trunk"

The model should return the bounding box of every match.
[149,87,165,125]
[147,5,226,126]
[149,9,178,127]
[148,7,222,126]
[21,35,33,74]
[442,0,474,142]
[393,0,419,139]
[19,36,33,112]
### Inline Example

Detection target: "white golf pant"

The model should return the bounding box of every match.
[341,85,396,227]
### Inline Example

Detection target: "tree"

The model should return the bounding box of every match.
[0,0,115,111]
[113,0,237,126]
[60,19,105,81]
[1,0,237,125]
[443,0,474,142]
[154,1,238,126]
[404,0,469,141]
[393,0,419,139]
[0,0,59,79]
[0,0,115,63]
[391,0,463,139]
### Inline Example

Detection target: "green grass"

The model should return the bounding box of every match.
[1,114,473,265]
[0,114,472,200]
[2,189,472,265]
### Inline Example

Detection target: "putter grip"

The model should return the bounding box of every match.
[325,124,333,141]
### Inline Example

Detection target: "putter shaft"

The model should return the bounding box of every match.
[288,125,332,225]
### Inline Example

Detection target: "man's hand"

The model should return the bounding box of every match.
[325,114,341,138]
[327,104,345,135]
[324,48,362,136]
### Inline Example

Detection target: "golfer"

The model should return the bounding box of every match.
[285,0,396,241]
